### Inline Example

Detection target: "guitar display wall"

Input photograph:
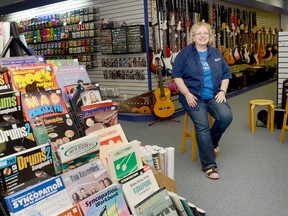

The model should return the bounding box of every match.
[149,0,280,94]
[17,6,99,69]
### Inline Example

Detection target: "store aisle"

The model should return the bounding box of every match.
[120,81,288,216]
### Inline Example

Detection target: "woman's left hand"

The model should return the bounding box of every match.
[215,91,226,103]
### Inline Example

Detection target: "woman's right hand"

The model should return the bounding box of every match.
[185,92,198,107]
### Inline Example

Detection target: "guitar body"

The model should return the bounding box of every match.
[149,48,158,73]
[252,52,260,66]
[233,47,241,62]
[224,49,235,65]
[153,87,175,118]
[242,45,250,63]
[152,50,163,68]
[131,106,152,114]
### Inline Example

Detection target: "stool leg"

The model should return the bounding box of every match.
[192,124,197,161]
[267,106,271,130]
[181,113,189,154]
[250,104,256,134]
[280,112,288,143]
[270,105,274,134]
[249,103,252,129]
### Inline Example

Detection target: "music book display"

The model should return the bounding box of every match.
[119,165,160,216]
[4,176,73,216]
[0,143,54,196]
[0,121,37,158]
[21,88,68,122]
[60,158,111,204]
[57,134,100,173]
[8,63,58,94]
[0,90,23,127]
[0,53,206,215]
[106,139,143,182]
[78,183,130,216]
[134,187,178,216]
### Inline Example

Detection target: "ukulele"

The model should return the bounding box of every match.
[153,67,175,118]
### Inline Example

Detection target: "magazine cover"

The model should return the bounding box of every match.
[64,82,102,135]
[119,165,160,216]
[8,63,58,94]
[47,59,79,67]
[78,183,130,216]
[21,89,68,122]
[57,205,82,216]
[61,158,112,205]
[0,55,45,67]
[0,143,54,196]
[106,139,143,182]
[4,176,73,216]
[81,101,119,135]
[0,67,13,92]
[0,90,23,127]
[31,113,80,175]
[134,187,178,216]
[87,124,128,170]
[57,134,100,173]
[64,83,102,114]
[0,121,37,158]
[53,65,90,92]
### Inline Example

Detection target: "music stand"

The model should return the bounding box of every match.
[1,36,32,57]
[148,116,180,126]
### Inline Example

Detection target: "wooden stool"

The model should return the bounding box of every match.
[181,112,214,161]
[280,94,288,143]
[249,99,275,135]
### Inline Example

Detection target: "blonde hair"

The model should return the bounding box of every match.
[190,21,214,45]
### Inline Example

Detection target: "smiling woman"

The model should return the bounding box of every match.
[172,21,233,180]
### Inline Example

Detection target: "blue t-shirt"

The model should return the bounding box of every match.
[198,50,214,99]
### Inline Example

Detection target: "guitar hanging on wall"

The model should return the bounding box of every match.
[153,67,175,118]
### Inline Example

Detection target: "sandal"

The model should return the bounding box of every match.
[205,167,220,180]
[214,146,219,154]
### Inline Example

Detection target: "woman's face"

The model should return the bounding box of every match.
[193,25,210,46]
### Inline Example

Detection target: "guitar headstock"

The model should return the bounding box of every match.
[244,26,248,34]
[176,21,182,31]
[221,22,226,30]
[169,12,175,26]
[252,26,259,34]
[231,23,235,31]
[236,26,240,34]
[226,25,231,33]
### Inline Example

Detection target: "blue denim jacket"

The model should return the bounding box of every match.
[172,44,232,110]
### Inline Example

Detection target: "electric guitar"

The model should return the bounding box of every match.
[153,67,175,118]
[160,0,172,72]
[224,25,236,65]
[252,26,260,66]
[259,27,266,57]
[150,0,163,72]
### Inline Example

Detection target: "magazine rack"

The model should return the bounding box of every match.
[0,36,32,57]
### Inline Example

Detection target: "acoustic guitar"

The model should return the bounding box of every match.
[153,67,175,118]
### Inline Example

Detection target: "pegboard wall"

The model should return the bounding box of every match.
[0,0,282,100]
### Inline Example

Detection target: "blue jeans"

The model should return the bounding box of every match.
[186,99,233,171]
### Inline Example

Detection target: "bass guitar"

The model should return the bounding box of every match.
[153,67,175,118]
